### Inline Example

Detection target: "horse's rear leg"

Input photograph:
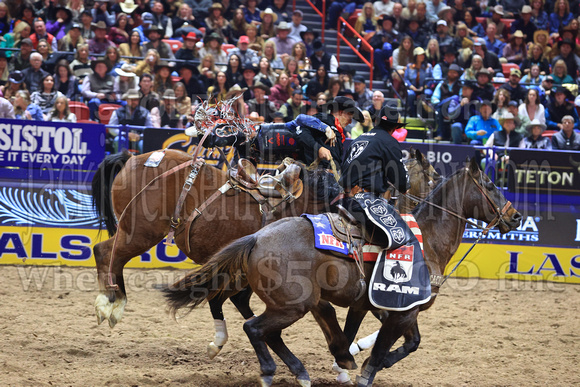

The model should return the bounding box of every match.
[206,287,255,359]
[243,308,309,387]
[94,229,163,327]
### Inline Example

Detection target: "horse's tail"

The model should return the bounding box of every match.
[92,150,132,237]
[164,234,257,316]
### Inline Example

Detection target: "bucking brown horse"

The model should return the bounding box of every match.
[165,157,522,387]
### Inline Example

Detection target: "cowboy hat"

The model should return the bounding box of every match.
[91,21,108,30]
[251,81,271,94]
[331,96,364,123]
[277,21,292,31]
[162,89,177,100]
[558,38,576,49]
[145,25,163,35]
[437,6,453,19]
[204,32,223,45]
[225,84,248,98]
[260,8,278,23]
[90,57,112,72]
[54,6,73,21]
[154,61,175,73]
[300,27,318,41]
[526,118,547,132]
[476,68,492,79]
[209,2,224,12]
[533,29,550,44]
[498,112,516,124]
[122,89,140,100]
[510,30,526,40]
[493,5,504,15]
[378,105,405,131]
[115,63,137,77]
[120,0,138,13]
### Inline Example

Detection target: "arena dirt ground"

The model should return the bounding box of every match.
[1,265,578,386]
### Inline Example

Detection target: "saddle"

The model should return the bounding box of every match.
[326,207,365,244]
[228,157,304,200]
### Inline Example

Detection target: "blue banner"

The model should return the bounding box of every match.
[0,119,106,181]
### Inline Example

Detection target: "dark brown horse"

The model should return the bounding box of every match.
[165,158,522,386]
[91,147,437,362]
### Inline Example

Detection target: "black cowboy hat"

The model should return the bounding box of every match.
[554,85,574,100]
[0,50,11,62]
[312,39,325,52]
[145,25,163,36]
[558,38,576,50]
[205,32,224,45]
[440,44,456,56]
[378,105,405,130]
[177,62,199,74]
[8,71,24,84]
[300,27,319,41]
[379,14,397,26]
[329,96,364,123]
[154,61,175,72]
[242,60,258,74]
[337,64,356,76]
[90,57,112,72]
[54,6,73,21]
[337,89,358,101]
[251,81,271,94]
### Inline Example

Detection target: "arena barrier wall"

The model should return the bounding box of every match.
[0,121,578,283]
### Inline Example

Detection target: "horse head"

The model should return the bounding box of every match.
[405,149,442,199]
[464,157,522,234]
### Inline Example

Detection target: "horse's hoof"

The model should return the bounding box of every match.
[109,297,127,327]
[333,362,353,385]
[297,378,311,387]
[259,375,273,387]
[95,294,112,324]
[207,342,222,360]
[108,315,117,329]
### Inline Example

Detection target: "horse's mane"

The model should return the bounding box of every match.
[412,167,465,216]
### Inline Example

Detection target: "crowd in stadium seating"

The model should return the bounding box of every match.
[0,0,578,151]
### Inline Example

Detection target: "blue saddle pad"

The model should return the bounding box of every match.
[302,214,349,255]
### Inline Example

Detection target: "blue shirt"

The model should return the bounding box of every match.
[431,80,458,105]
[549,12,573,34]
[465,115,501,143]
[483,36,505,56]
[15,104,44,121]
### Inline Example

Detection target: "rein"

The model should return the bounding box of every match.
[389,168,512,288]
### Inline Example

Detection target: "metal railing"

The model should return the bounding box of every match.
[336,16,374,89]
[293,0,326,42]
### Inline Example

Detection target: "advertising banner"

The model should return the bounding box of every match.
[400,142,480,176]
[0,119,106,181]
[507,148,580,196]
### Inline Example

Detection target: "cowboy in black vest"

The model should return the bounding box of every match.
[432,64,463,141]
[81,58,118,121]
[546,86,579,131]
[309,40,335,73]
[484,112,524,157]
[159,89,183,128]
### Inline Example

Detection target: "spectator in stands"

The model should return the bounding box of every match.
[404,47,433,117]
[551,39,580,80]
[30,18,57,52]
[92,1,116,27]
[355,2,377,37]
[36,39,58,75]
[13,90,43,120]
[416,2,433,35]
[267,21,297,57]
[366,90,386,123]
[229,8,249,44]
[80,10,95,40]
[552,114,580,149]
[114,64,138,100]
[0,51,9,86]
[0,95,15,119]
[465,100,501,145]
[426,0,446,24]
[311,39,338,74]
[353,75,373,110]
[431,20,457,51]
[483,22,505,56]
[67,0,85,21]
[175,32,200,63]
[531,0,550,31]
[523,119,552,149]
[134,12,154,43]
[285,58,304,87]
[484,112,525,167]
[270,71,293,108]
[175,82,192,116]
[432,63,463,141]
[89,21,116,55]
[172,5,202,40]
[158,89,183,128]
[244,0,262,25]
[69,43,93,84]
[119,31,144,64]
[279,89,305,122]
[2,71,27,102]
[433,45,457,80]
[82,58,118,121]
[228,36,259,65]
[511,6,537,44]
[199,33,227,69]
[521,43,551,76]
[550,59,575,84]
[30,73,62,116]
[469,38,502,76]
[207,70,229,102]
[491,88,511,120]
[58,22,84,53]
[300,27,318,57]
[507,100,527,134]
[0,2,12,36]
[463,11,484,38]
[405,17,428,49]
[238,61,258,100]
[110,88,152,130]
[105,46,126,77]
[259,8,277,40]
[46,6,73,41]
[197,54,217,90]
[325,77,342,101]
[109,13,132,46]
[142,25,175,60]
[11,38,33,72]
[289,9,307,42]
[338,65,355,91]
[503,31,528,65]
[455,22,475,50]
[482,5,509,42]
[22,52,49,94]
[519,88,546,125]
[374,0,394,16]
[306,64,329,101]
[150,1,172,39]
[550,0,574,34]
[137,73,160,112]
[226,54,243,86]
[291,42,311,75]
[205,3,229,43]
[6,21,31,51]
[152,61,174,97]
[263,40,285,69]
[521,64,545,87]
[450,81,479,144]
[245,24,265,52]
[247,81,277,122]
[136,48,161,76]
[177,62,205,98]
[472,68,496,101]
[325,0,358,30]
[271,0,291,22]
[546,86,579,130]
[425,39,441,68]
[350,110,373,139]
[500,68,529,103]
[437,5,454,30]
[47,95,77,123]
